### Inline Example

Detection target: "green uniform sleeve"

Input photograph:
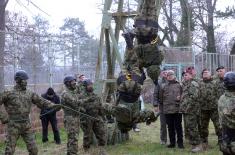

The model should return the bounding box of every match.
[31,92,55,109]
[0,91,9,123]
[61,92,81,109]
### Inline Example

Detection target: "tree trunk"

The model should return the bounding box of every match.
[0,0,8,92]
[206,0,216,53]
[231,42,235,55]
[176,0,192,46]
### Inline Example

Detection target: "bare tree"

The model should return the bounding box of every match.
[175,0,193,46]
[0,0,9,91]
[192,0,217,53]
[158,0,193,47]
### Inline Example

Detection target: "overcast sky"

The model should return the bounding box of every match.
[6,0,235,40]
[6,0,103,37]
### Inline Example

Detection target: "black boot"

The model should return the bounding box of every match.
[178,143,184,149]
[167,144,175,148]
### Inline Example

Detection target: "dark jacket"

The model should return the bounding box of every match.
[160,80,182,114]
[152,78,168,113]
[41,88,60,116]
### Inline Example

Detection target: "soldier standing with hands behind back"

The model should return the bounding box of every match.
[199,69,222,149]
[180,70,202,153]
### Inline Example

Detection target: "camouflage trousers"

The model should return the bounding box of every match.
[80,115,97,146]
[183,113,200,145]
[200,110,222,143]
[106,122,123,145]
[80,117,106,150]
[5,121,38,155]
[64,116,80,155]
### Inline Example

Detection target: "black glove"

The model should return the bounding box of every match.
[2,118,9,124]
[122,32,135,49]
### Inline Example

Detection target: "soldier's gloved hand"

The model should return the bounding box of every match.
[2,118,9,124]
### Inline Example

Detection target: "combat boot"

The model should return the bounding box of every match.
[191,144,202,153]
[202,142,209,151]
[98,146,108,155]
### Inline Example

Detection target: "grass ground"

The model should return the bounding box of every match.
[0,118,221,155]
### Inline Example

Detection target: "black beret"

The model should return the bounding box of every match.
[216,66,225,71]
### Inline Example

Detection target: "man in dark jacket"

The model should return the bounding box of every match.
[160,70,184,148]
[40,87,61,144]
[153,68,168,145]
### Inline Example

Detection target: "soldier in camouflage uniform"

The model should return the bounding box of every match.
[114,0,163,135]
[61,76,95,155]
[75,74,86,93]
[186,66,199,82]
[218,72,235,155]
[215,66,226,101]
[0,70,60,155]
[199,69,222,149]
[80,79,106,152]
[184,66,201,140]
[180,70,202,153]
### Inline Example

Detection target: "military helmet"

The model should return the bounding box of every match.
[82,79,93,87]
[14,70,29,80]
[224,71,235,90]
[63,75,76,84]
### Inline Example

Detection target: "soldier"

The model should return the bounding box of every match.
[61,75,95,155]
[153,68,168,145]
[180,70,202,153]
[80,79,106,153]
[186,66,199,82]
[0,70,60,155]
[215,66,226,99]
[160,70,184,149]
[218,72,235,155]
[75,74,86,93]
[184,66,201,140]
[199,69,222,149]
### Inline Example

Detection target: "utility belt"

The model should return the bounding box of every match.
[9,115,30,123]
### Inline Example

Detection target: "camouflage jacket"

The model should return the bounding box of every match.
[218,91,235,129]
[61,88,96,117]
[61,87,83,117]
[81,91,104,117]
[160,80,182,114]
[0,85,54,123]
[198,78,217,110]
[77,81,85,93]
[215,78,225,100]
[180,80,200,114]
[192,76,200,83]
